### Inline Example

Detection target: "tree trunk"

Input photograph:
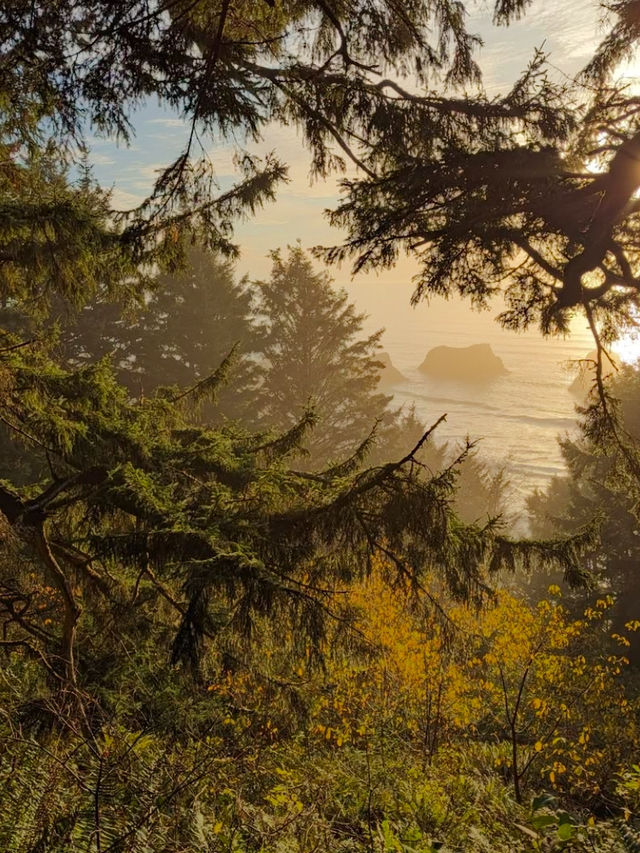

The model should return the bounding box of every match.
[33,524,81,684]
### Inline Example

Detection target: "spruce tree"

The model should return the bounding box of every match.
[60,246,259,419]
[8,0,640,346]
[1,0,506,264]
[0,0,619,693]
[1,335,589,685]
[327,32,640,346]
[252,245,411,466]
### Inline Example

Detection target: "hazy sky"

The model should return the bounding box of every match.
[89,0,611,287]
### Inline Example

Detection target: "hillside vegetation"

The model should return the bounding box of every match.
[3,0,640,850]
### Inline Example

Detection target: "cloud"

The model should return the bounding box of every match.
[108,187,145,212]
[88,151,116,167]
[470,0,600,94]
[145,117,187,128]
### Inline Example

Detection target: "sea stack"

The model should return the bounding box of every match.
[418,343,508,381]
[377,352,406,388]
[569,350,620,397]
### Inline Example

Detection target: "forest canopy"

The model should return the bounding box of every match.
[2,1,640,850]
[7,1,640,346]
[3,0,602,687]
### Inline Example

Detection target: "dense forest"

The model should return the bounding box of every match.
[2,0,640,850]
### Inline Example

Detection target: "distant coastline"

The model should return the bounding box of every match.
[346,281,595,516]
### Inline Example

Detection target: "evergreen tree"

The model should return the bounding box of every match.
[60,246,260,419]
[2,5,640,844]
[0,0,624,695]
[0,146,586,691]
[1,336,585,686]
[9,0,640,351]
[527,362,640,663]
[252,245,405,465]
[327,29,640,348]
[2,0,507,266]
[0,124,145,312]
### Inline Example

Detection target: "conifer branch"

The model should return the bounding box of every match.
[170,344,239,404]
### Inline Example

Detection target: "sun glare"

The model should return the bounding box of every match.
[615,53,640,91]
[612,331,640,365]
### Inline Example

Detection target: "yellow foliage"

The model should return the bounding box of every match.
[305,565,638,800]
[203,556,638,804]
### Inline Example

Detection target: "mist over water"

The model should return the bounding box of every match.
[345,280,595,512]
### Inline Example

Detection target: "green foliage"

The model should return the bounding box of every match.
[0,637,636,852]
[325,31,640,349]
[2,0,528,264]
[60,246,260,419]
[251,244,418,467]
[527,361,640,663]
[3,3,640,850]
[0,135,144,314]
[55,243,431,470]
[2,325,578,686]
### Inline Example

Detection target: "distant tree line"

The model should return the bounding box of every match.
[56,244,420,465]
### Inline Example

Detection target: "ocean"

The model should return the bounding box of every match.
[346,280,598,515]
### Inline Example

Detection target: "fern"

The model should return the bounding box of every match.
[619,821,640,853]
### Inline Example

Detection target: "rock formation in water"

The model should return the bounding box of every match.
[569,349,620,397]
[377,352,406,388]
[418,343,508,381]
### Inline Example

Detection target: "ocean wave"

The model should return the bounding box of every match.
[393,389,501,414]
[393,391,576,430]
[503,414,576,429]
[510,462,566,477]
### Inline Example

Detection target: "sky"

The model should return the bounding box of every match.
[87,0,610,287]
